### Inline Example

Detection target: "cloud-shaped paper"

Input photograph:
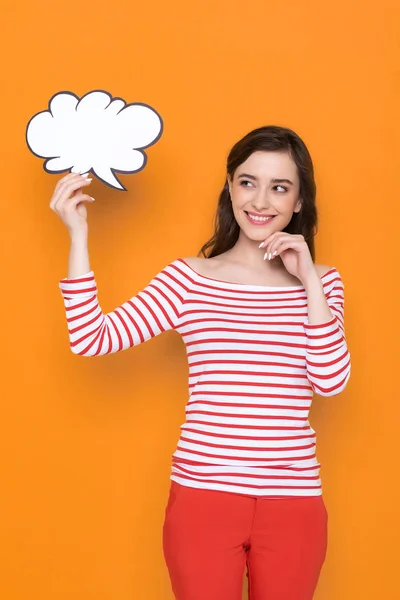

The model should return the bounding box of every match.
[26,90,163,190]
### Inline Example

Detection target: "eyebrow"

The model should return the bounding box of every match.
[237,173,294,185]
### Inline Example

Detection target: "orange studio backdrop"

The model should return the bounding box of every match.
[0,1,399,599]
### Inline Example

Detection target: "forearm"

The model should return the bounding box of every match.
[303,269,350,396]
[304,272,334,325]
[68,230,91,279]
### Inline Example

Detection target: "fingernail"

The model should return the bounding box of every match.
[263,252,268,260]
[272,251,277,257]
[259,242,264,248]
[90,197,95,201]
[84,178,92,182]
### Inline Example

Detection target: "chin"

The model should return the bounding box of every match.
[239,219,282,241]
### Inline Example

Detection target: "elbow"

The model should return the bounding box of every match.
[306,346,351,397]
[311,365,351,397]
[69,345,93,357]
[67,326,105,357]
[69,340,98,357]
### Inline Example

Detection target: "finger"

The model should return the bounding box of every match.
[51,176,92,210]
[55,171,84,187]
[53,172,89,197]
[267,237,290,259]
[264,238,303,261]
[57,174,92,199]
[259,231,292,249]
[274,242,302,257]
[65,193,95,208]
[264,243,280,261]
[265,234,306,260]
[258,233,278,249]
[55,193,95,215]
[261,232,288,259]
[51,175,88,209]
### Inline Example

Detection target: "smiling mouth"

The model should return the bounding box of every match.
[245,211,277,224]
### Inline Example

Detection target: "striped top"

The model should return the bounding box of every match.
[59,258,351,498]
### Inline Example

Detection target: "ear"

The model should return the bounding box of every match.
[226,175,232,195]
[294,198,302,213]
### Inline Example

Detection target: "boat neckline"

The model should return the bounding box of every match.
[177,258,335,291]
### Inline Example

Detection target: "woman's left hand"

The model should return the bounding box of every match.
[259,232,318,288]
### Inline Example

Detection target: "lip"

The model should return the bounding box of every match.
[244,211,277,226]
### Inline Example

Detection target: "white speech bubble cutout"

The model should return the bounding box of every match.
[26,90,163,191]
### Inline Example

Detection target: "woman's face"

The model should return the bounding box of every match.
[227,151,302,242]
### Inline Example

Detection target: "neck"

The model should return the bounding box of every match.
[224,231,285,272]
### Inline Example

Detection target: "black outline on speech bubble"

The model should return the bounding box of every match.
[26,89,164,191]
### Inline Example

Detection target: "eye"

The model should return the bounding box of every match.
[240,179,253,187]
[274,185,288,192]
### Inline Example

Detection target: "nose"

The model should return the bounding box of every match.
[251,190,272,212]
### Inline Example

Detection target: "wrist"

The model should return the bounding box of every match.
[303,270,324,293]
[69,228,88,244]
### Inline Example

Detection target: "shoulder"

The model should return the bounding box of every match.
[179,256,210,278]
[180,256,223,278]
[181,257,204,268]
[181,257,199,264]
[314,264,333,278]
[314,264,345,298]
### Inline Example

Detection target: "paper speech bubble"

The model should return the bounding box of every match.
[26,90,163,190]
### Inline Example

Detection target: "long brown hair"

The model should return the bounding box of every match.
[200,125,318,261]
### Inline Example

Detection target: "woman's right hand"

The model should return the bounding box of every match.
[50,173,95,237]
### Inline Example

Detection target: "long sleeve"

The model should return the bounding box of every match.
[303,268,351,397]
[59,260,188,357]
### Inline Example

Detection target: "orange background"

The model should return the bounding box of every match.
[1,1,398,598]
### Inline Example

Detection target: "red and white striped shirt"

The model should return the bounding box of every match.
[59,258,351,498]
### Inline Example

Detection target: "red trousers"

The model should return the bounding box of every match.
[163,482,328,600]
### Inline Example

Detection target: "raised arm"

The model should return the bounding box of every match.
[50,173,188,357]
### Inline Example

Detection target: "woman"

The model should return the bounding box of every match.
[51,125,351,600]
